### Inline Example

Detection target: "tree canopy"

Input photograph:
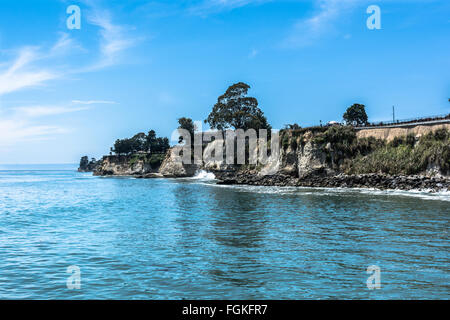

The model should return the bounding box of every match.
[205,82,271,131]
[79,156,89,168]
[111,130,169,155]
[343,103,368,126]
[177,117,196,143]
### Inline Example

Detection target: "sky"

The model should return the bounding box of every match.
[0,0,449,164]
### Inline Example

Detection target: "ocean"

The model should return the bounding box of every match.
[0,167,448,299]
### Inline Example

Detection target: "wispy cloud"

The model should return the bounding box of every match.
[13,105,89,117]
[50,32,85,56]
[0,3,136,146]
[189,0,271,15]
[0,100,101,146]
[282,0,361,48]
[0,118,68,147]
[0,47,58,96]
[84,9,139,70]
[0,4,138,97]
[72,100,117,105]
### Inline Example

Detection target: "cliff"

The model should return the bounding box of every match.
[215,126,450,191]
[78,156,100,172]
[93,153,165,176]
[158,146,199,177]
[82,125,449,191]
[356,123,450,142]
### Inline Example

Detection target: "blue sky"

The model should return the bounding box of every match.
[0,0,449,164]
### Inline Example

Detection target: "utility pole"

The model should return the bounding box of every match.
[392,105,395,122]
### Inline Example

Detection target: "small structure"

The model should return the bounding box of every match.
[326,121,341,126]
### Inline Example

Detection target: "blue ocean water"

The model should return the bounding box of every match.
[0,168,448,299]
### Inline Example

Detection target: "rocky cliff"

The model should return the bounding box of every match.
[215,126,450,191]
[83,125,449,191]
[93,154,163,176]
[78,156,100,172]
[158,146,199,177]
[356,123,450,142]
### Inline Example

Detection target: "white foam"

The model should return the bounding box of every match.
[203,183,450,201]
[191,170,216,181]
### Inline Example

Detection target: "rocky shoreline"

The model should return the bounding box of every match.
[214,171,450,193]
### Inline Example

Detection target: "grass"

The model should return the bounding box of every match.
[343,129,450,175]
[282,125,450,176]
[128,153,166,168]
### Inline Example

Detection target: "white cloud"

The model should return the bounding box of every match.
[0,4,138,97]
[189,0,271,15]
[84,9,138,70]
[0,100,105,146]
[0,4,136,146]
[282,0,361,48]
[0,118,68,147]
[13,105,89,117]
[72,100,117,105]
[50,32,85,57]
[0,47,58,96]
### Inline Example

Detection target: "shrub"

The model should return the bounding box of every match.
[345,130,450,175]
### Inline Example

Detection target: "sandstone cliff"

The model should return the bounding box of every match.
[356,123,450,142]
[158,146,199,177]
[85,124,449,192]
[94,155,161,176]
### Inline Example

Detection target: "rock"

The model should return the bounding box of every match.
[158,146,199,177]
[94,155,158,176]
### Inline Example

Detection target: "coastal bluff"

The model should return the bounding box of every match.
[80,124,450,192]
[356,122,450,142]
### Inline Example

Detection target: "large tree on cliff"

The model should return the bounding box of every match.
[130,132,147,152]
[178,117,196,143]
[205,82,271,131]
[343,103,368,126]
[112,138,133,155]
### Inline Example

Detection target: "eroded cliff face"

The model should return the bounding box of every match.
[356,123,450,142]
[257,132,330,178]
[158,146,199,177]
[94,155,157,176]
[231,126,450,179]
[92,125,449,180]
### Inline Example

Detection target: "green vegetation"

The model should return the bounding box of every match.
[312,126,383,165]
[128,153,166,168]
[79,156,89,169]
[111,130,170,156]
[205,82,271,132]
[177,117,196,143]
[282,125,449,175]
[345,129,450,175]
[343,103,368,126]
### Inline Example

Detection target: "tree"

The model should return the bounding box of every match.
[152,137,170,153]
[205,82,271,131]
[285,123,301,130]
[112,138,133,155]
[130,132,147,152]
[111,129,170,155]
[79,156,89,168]
[343,103,368,126]
[145,130,157,152]
[178,117,196,143]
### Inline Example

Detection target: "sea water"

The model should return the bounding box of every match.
[0,167,448,299]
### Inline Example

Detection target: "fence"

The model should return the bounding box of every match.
[358,113,450,128]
